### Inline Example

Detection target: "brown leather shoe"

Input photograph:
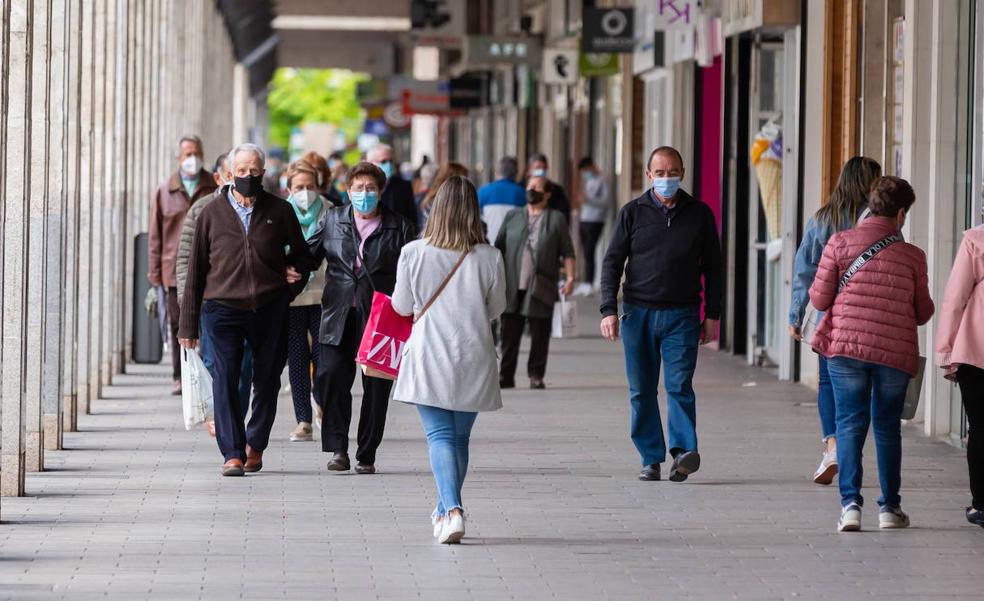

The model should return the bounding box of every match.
[222,459,245,477]
[244,445,263,473]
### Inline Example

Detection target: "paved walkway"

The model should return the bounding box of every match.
[1,309,982,600]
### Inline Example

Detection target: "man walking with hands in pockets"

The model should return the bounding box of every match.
[599,146,722,483]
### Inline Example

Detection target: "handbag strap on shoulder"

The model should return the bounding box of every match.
[837,233,902,293]
[416,248,471,323]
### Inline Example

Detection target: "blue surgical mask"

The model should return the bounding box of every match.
[651,176,680,199]
[349,190,379,214]
[378,160,394,179]
[581,171,594,182]
[531,168,547,178]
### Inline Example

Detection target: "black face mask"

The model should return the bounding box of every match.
[234,174,263,198]
[526,189,544,205]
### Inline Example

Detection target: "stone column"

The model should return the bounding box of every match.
[25,0,53,472]
[1,0,32,497]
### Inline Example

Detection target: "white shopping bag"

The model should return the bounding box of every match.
[180,348,213,430]
[551,294,580,339]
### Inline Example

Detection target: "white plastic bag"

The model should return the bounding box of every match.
[551,294,580,339]
[180,348,213,430]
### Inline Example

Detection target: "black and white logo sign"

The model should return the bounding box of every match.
[542,48,579,84]
[583,8,635,53]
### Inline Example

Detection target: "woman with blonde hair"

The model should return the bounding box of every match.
[391,175,507,544]
[416,161,470,230]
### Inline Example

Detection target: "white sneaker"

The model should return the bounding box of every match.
[838,503,862,532]
[813,448,838,485]
[438,512,465,544]
[432,516,443,539]
[879,507,910,529]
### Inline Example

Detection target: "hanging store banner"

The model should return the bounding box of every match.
[652,0,700,30]
[464,35,541,67]
[583,8,635,53]
[397,79,465,116]
[579,52,619,78]
[542,48,580,85]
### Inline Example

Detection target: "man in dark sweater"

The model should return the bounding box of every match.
[367,143,418,234]
[178,143,315,477]
[599,146,722,483]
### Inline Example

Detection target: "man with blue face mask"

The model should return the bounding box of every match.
[599,146,723,483]
[368,143,418,235]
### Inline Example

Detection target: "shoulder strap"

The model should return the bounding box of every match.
[838,234,902,292]
[349,213,376,292]
[416,249,471,323]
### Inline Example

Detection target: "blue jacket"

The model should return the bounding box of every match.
[478,178,526,209]
[789,208,862,327]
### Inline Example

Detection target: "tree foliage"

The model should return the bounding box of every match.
[267,68,369,153]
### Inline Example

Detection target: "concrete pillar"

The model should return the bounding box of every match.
[62,0,83,434]
[25,0,54,472]
[44,0,70,451]
[1,0,32,496]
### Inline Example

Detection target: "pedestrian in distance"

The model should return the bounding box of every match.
[391,175,507,544]
[789,157,882,485]
[284,160,332,443]
[809,175,934,532]
[494,176,576,390]
[307,161,415,474]
[178,143,315,477]
[599,145,722,483]
[417,161,470,231]
[367,143,419,233]
[478,156,527,244]
[575,156,612,294]
[524,153,571,225]
[148,135,217,396]
[935,213,984,529]
[175,153,253,438]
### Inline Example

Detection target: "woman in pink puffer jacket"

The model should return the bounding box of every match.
[809,176,934,533]
[935,222,984,528]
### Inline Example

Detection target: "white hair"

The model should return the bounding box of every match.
[229,143,266,167]
[367,143,392,162]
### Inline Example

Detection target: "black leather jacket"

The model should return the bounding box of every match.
[308,204,415,346]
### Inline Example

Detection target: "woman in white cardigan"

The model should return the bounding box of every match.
[391,175,507,544]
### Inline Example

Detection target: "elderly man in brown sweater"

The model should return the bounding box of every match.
[179,143,315,477]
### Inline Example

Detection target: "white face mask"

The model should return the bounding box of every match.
[291,189,317,211]
[181,155,202,177]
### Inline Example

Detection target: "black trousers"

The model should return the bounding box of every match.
[579,221,604,285]
[316,311,392,464]
[200,291,290,462]
[287,305,321,424]
[167,287,181,380]
[500,298,552,383]
[958,364,984,511]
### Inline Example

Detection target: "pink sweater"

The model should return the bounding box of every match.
[935,225,984,379]
[809,216,935,376]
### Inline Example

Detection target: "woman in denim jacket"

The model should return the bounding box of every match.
[789,157,881,484]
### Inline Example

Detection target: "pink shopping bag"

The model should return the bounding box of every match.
[355,291,413,380]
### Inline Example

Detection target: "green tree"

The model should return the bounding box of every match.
[267,68,369,158]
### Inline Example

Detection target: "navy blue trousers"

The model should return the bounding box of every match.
[201,291,290,462]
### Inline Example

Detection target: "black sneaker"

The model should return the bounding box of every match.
[499,379,515,389]
[638,464,661,481]
[668,451,701,482]
[967,507,984,528]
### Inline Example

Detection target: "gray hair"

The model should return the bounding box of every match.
[367,143,393,162]
[497,156,518,180]
[178,134,203,155]
[229,143,266,167]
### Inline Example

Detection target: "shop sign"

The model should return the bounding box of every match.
[382,101,411,129]
[653,0,699,30]
[579,52,620,78]
[583,8,635,54]
[465,35,541,66]
[542,48,579,85]
[356,80,389,104]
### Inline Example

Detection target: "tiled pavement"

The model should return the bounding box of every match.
[1,309,982,600]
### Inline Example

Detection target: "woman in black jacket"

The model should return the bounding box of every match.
[308,162,416,474]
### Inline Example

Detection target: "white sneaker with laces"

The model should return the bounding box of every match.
[838,503,862,532]
[813,447,838,485]
[438,512,465,544]
[879,507,910,529]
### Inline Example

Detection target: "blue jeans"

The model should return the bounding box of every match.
[199,315,253,422]
[416,405,478,518]
[621,303,700,466]
[818,356,836,441]
[827,356,910,509]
